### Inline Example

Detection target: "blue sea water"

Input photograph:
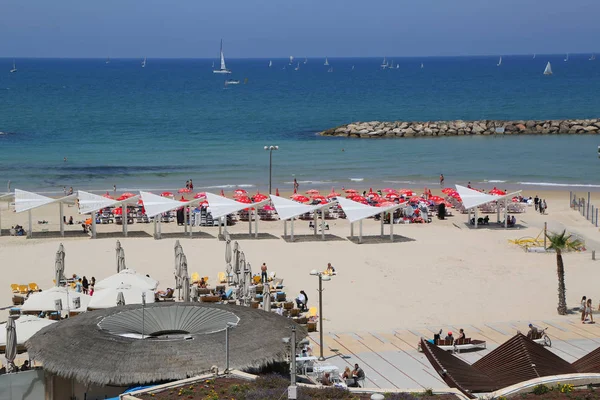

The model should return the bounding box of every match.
[1,55,600,193]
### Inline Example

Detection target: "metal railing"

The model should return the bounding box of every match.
[570,191,598,227]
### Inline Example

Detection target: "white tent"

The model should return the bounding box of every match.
[0,315,56,352]
[0,192,13,237]
[139,191,202,239]
[335,196,403,243]
[78,191,141,238]
[94,268,159,291]
[269,195,338,241]
[455,185,522,228]
[14,189,78,238]
[204,192,269,239]
[88,283,155,310]
[21,286,91,313]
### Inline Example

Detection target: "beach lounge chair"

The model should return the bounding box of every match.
[417,337,486,354]
[218,272,226,283]
[308,307,318,318]
[223,288,233,300]
[253,276,261,285]
[191,272,200,283]
[18,285,29,294]
[28,283,40,292]
[203,276,209,285]
[11,284,19,293]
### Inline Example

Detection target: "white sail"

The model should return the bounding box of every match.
[351,65,355,70]
[295,62,300,71]
[327,67,333,73]
[590,54,596,61]
[304,58,307,64]
[381,57,387,68]
[543,62,552,75]
[141,57,146,68]
[564,53,569,62]
[497,56,502,66]
[10,60,16,73]
[213,39,231,74]
[396,64,399,69]
[533,53,536,59]
[324,57,329,66]
[420,62,424,69]
[289,56,294,65]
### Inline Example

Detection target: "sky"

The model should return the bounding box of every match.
[1,0,599,58]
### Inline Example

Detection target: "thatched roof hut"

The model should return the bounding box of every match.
[26,303,306,387]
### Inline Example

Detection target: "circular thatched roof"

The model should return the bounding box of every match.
[26,303,307,386]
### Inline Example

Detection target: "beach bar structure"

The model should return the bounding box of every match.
[455,185,522,228]
[78,191,141,238]
[14,189,78,238]
[139,191,202,239]
[335,196,403,243]
[269,194,338,241]
[205,192,269,239]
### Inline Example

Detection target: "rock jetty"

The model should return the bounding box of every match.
[319,119,600,138]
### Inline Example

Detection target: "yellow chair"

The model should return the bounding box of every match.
[308,307,318,318]
[18,285,29,294]
[10,284,19,293]
[218,272,226,283]
[253,276,261,285]
[191,272,200,283]
[29,283,40,292]
[203,276,209,284]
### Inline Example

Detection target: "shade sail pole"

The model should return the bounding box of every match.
[123,204,128,237]
[248,210,252,235]
[59,202,64,237]
[505,200,508,228]
[223,215,228,237]
[313,212,317,236]
[254,208,258,238]
[359,219,363,244]
[184,207,188,234]
[158,219,162,239]
[475,208,478,228]
[350,222,354,238]
[284,220,287,238]
[321,208,325,240]
[189,207,193,238]
[91,211,97,239]
[390,217,394,242]
[218,216,222,237]
[380,212,384,237]
[153,218,157,239]
[497,201,500,224]
[291,217,294,242]
[28,209,32,238]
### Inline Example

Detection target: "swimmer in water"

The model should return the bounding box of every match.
[64,157,67,162]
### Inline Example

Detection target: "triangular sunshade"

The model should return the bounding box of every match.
[78,191,119,215]
[204,192,266,219]
[140,191,184,218]
[15,189,56,213]
[335,196,397,223]
[455,185,501,209]
[269,195,332,220]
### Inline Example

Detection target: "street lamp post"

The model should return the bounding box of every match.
[264,145,279,194]
[225,321,238,373]
[141,292,146,339]
[310,269,331,361]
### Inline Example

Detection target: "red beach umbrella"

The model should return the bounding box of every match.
[292,195,309,202]
[234,189,247,195]
[116,195,128,201]
[385,193,400,199]
[312,194,326,200]
[382,188,398,193]
[263,205,275,211]
[305,189,319,195]
[194,192,206,199]
[319,199,329,205]
[441,188,455,194]
[378,201,396,207]
[103,192,115,200]
[236,197,252,204]
[200,201,209,207]
[409,196,424,203]
[344,188,358,194]
[329,187,341,196]
[178,188,192,193]
[326,192,339,199]
[351,195,366,202]
[398,189,414,196]
[254,193,268,202]
[112,208,122,215]
[275,188,280,196]
[180,196,187,202]
[121,192,135,198]
[429,195,445,204]
[161,192,173,197]
[137,199,144,205]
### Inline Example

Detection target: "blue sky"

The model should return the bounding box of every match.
[2,0,599,58]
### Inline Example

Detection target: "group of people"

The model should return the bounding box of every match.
[431,328,466,344]
[320,363,365,388]
[185,179,194,190]
[534,196,548,214]
[74,275,95,296]
[0,360,30,375]
[581,296,594,324]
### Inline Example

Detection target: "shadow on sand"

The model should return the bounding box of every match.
[158,232,215,239]
[281,234,345,243]
[346,234,416,244]
[218,233,279,241]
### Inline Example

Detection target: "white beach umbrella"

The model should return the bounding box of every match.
[55,243,65,287]
[225,238,232,277]
[117,247,126,273]
[263,283,271,312]
[21,286,91,313]
[115,240,122,273]
[88,284,155,310]
[174,241,183,291]
[0,315,56,352]
[94,268,159,291]
[4,316,17,371]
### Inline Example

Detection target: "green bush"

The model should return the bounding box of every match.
[532,384,550,395]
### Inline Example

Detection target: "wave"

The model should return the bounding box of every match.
[283,180,336,185]
[349,178,364,182]
[518,181,600,188]
[201,184,256,189]
[484,180,507,183]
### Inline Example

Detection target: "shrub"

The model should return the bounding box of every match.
[532,384,550,395]
[385,393,419,400]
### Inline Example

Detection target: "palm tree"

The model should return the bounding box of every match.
[546,230,582,315]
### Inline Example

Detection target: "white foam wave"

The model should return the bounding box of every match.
[202,184,255,189]
[518,182,600,188]
[485,180,507,183]
[349,178,364,182]
[283,180,336,185]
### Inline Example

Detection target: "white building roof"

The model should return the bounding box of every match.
[269,195,337,220]
[335,196,401,223]
[204,192,269,219]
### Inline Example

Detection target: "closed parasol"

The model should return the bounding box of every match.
[55,243,65,287]
[116,291,126,306]
[5,316,17,372]
[263,283,271,312]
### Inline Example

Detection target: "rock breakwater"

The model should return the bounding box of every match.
[319,119,600,138]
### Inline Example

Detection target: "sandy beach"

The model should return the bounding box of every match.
[1,187,599,334]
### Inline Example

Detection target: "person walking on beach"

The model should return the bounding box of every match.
[189,179,194,190]
[82,276,89,294]
[581,296,587,321]
[293,178,299,193]
[542,199,547,214]
[440,174,444,187]
[185,180,190,190]
[261,263,268,283]
[585,298,594,323]
[534,195,539,211]
[113,184,116,194]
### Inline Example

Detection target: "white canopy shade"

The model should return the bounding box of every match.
[88,284,155,309]
[94,268,159,291]
[269,195,337,220]
[15,189,77,213]
[204,192,269,219]
[335,196,400,223]
[78,191,140,215]
[455,185,521,210]
[21,286,91,312]
[139,191,200,218]
[0,315,56,348]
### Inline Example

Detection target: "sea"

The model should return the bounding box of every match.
[1,55,600,194]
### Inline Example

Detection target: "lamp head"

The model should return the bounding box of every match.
[264,146,268,150]
[309,269,319,276]
[321,275,331,281]
[274,145,279,150]
[227,322,238,328]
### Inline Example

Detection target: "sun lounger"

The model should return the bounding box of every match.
[417,337,486,353]
[18,285,29,294]
[28,283,40,292]
[224,288,233,300]
[272,278,284,289]
[218,272,226,283]
[190,272,200,283]
[308,307,318,318]
[11,284,19,293]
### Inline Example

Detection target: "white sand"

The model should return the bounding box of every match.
[1,189,599,333]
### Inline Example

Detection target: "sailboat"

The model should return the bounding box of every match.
[224,79,240,86]
[105,56,110,64]
[396,63,399,69]
[324,57,329,66]
[564,53,569,62]
[590,54,596,61]
[294,62,300,71]
[497,56,502,67]
[327,67,333,73]
[543,62,553,76]
[389,60,394,69]
[212,61,215,68]
[141,57,146,68]
[304,58,307,64]
[10,60,17,73]
[289,56,294,65]
[351,65,355,71]
[533,53,536,59]
[420,62,424,69]
[213,39,232,74]
[381,57,388,69]
[268,60,272,68]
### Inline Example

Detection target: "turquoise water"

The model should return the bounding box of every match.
[1,56,600,193]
